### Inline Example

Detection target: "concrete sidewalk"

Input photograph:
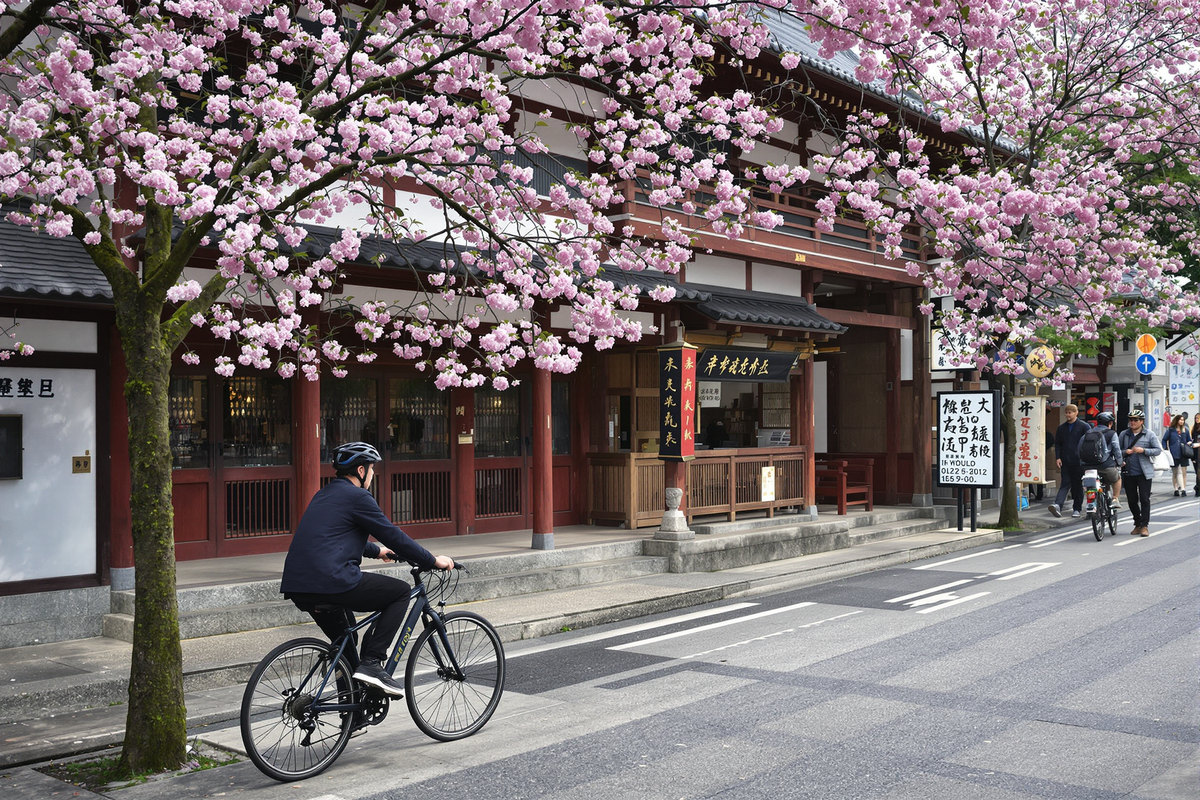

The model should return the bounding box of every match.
[1,484,1183,776]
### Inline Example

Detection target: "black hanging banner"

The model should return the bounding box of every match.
[658,343,697,461]
[695,348,796,383]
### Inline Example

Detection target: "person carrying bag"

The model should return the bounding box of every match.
[1121,410,1162,536]
[1162,415,1190,496]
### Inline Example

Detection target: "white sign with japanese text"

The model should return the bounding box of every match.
[1014,395,1046,484]
[936,390,1000,488]
[932,328,975,371]
[761,466,776,502]
[697,382,722,408]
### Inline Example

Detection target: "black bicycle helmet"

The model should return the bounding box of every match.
[332,441,382,474]
[1127,408,1146,420]
[1096,411,1115,426]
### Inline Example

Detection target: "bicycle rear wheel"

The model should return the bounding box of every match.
[405,611,505,741]
[1091,506,1104,541]
[1105,493,1118,536]
[240,637,356,781]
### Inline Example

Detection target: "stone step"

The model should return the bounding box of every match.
[102,554,669,642]
[691,505,945,536]
[647,514,951,573]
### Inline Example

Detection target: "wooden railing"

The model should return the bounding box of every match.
[616,173,927,263]
[225,474,292,538]
[586,447,807,529]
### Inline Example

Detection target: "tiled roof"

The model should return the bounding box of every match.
[0,214,111,302]
[600,268,846,335]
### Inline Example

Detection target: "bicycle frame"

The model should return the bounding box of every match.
[308,569,464,716]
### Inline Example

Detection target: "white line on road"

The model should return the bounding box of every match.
[682,611,865,659]
[506,602,761,660]
[1029,529,1097,548]
[991,562,1059,580]
[915,591,991,614]
[913,549,1004,570]
[607,602,816,651]
[885,579,974,604]
[1113,519,1196,547]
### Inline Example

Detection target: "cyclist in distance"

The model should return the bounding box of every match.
[1078,412,1124,508]
[280,442,454,696]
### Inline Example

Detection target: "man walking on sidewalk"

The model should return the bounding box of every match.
[1049,403,1091,519]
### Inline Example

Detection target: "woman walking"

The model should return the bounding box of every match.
[1122,410,1162,536]
[1192,418,1200,497]
[1161,414,1189,496]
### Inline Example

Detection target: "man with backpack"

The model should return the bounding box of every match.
[1049,403,1092,518]
[1077,412,1124,508]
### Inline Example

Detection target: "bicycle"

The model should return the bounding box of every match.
[240,563,505,781]
[1083,470,1118,541]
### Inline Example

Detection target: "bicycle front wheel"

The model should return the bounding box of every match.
[405,611,505,742]
[1106,495,1118,537]
[240,637,356,781]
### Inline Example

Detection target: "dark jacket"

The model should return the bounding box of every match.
[1161,428,1185,463]
[281,476,436,595]
[1055,419,1091,466]
[1077,425,1123,470]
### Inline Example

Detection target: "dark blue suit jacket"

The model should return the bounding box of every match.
[281,476,436,595]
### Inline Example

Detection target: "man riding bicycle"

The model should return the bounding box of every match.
[280,442,454,696]
[1077,412,1123,508]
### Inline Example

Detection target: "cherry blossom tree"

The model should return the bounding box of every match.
[0,0,812,773]
[790,0,1200,527]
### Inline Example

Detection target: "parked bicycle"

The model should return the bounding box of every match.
[1083,469,1118,541]
[240,563,505,781]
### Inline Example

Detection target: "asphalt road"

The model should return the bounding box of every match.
[121,497,1199,800]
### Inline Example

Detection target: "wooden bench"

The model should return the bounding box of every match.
[814,458,874,515]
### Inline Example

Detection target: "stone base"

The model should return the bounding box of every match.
[653,528,695,541]
[910,493,934,508]
[110,566,135,591]
[805,504,819,520]
[531,532,554,551]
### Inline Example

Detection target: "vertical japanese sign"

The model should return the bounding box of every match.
[1170,361,1199,405]
[936,390,1000,488]
[1014,395,1046,485]
[658,343,697,461]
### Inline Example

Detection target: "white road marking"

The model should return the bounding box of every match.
[915,591,991,614]
[1114,519,1196,547]
[683,611,865,659]
[506,602,760,659]
[988,562,1060,580]
[885,579,974,604]
[1029,528,1095,548]
[607,602,816,651]
[1001,543,1025,550]
[913,549,1004,570]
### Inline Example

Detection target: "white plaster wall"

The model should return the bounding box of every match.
[739,141,806,169]
[0,367,96,582]
[751,263,802,296]
[814,360,828,452]
[7,319,96,354]
[686,254,746,290]
[515,112,589,159]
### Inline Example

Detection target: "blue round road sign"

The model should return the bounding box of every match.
[1136,353,1158,375]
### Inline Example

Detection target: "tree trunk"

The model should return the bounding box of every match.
[116,303,187,775]
[996,374,1021,529]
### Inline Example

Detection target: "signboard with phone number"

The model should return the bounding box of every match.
[936,390,1001,488]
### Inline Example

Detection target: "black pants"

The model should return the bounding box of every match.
[1124,474,1153,528]
[287,572,412,665]
[1054,462,1085,511]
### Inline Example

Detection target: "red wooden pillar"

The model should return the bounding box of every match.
[293,370,321,524]
[793,363,816,517]
[531,367,554,549]
[912,292,933,506]
[452,386,475,535]
[885,291,903,505]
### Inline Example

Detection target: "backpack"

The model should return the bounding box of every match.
[1079,427,1110,465]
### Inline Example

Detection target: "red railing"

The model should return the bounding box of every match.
[391,467,452,525]
[476,464,523,518]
